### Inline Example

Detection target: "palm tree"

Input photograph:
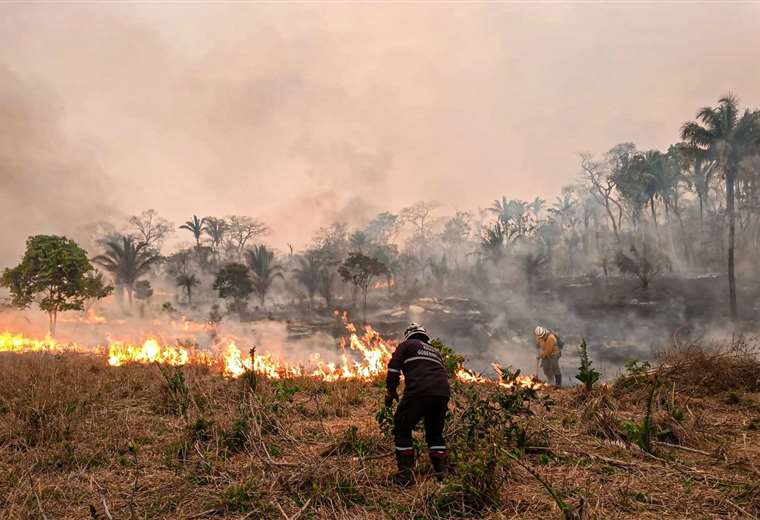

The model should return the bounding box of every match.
[677,143,715,238]
[93,235,162,307]
[245,245,284,307]
[488,196,527,225]
[293,255,321,307]
[681,94,760,320]
[528,197,546,222]
[349,230,369,253]
[642,150,663,229]
[549,193,577,229]
[180,215,206,248]
[176,273,199,304]
[202,217,227,252]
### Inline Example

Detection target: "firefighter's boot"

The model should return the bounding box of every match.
[429,449,450,482]
[394,449,415,487]
[555,374,562,387]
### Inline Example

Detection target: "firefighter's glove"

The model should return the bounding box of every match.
[384,391,398,408]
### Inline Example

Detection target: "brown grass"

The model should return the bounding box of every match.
[0,343,759,519]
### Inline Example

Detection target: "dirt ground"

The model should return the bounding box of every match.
[1,345,759,519]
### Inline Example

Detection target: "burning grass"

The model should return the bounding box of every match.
[0,340,759,519]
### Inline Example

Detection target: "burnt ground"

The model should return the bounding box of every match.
[1,343,758,519]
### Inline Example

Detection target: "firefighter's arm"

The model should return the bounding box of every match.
[385,342,405,404]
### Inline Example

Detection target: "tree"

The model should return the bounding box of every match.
[179,215,206,248]
[581,145,631,242]
[428,255,449,291]
[349,230,369,253]
[134,280,153,317]
[318,264,338,310]
[528,197,546,222]
[293,255,321,307]
[213,263,253,317]
[488,197,528,225]
[1,235,112,335]
[400,201,440,261]
[364,212,400,244]
[202,217,228,253]
[92,235,162,307]
[440,211,472,267]
[226,215,269,256]
[175,273,199,304]
[480,220,508,264]
[488,197,534,239]
[245,245,284,307]
[615,241,670,292]
[338,252,387,324]
[611,151,655,226]
[676,142,715,238]
[681,94,760,320]
[128,209,173,250]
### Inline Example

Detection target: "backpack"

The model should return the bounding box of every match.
[554,332,564,350]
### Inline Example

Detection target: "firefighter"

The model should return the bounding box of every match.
[385,323,451,486]
[534,325,563,387]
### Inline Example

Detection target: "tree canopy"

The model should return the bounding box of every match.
[1,235,112,335]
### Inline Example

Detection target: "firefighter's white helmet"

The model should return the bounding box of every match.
[403,322,429,342]
[534,326,548,339]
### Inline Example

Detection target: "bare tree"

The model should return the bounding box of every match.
[581,152,624,242]
[400,201,440,241]
[225,215,269,256]
[128,210,174,250]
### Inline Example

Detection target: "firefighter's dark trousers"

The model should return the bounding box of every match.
[393,395,448,453]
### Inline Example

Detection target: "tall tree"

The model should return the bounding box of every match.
[364,212,400,244]
[349,230,369,253]
[1,235,112,335]
[175,273,199,304]
[179,215,206,248]
[293,254,321,307]
[338,252,387,324]
[528,197,546,222]
[202,217,228,253]
[676,142,715,238]
[128,209,174,250]
[213,263,253,317]
[245,245,284,307]
[226,215,269,256]
[93,235,161,307]
[681,94,760,320]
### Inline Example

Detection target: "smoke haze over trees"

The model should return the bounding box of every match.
[1,3,760,267]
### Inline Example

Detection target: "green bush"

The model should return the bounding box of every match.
[576,339,601,391]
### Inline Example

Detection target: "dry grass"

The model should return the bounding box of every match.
[1,343,759,519]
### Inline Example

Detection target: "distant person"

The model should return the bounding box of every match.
[533,325,563,387]
[385,323,451,486]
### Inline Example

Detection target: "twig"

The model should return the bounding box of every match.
[654,440,711,456]
[291,498,311,520]
[726,499,758,520]
[186,509,219,519]
[359,451,394,461]
[101,497,113,520]
[274,500,290,520]
[33,485,49,520]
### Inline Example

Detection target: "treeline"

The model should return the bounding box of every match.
[4,94,760,328]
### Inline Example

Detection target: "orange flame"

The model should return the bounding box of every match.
[1,316,542,390]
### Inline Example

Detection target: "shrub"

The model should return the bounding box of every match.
[576,339,601,392]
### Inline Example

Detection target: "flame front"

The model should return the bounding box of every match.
[1,316,542,390]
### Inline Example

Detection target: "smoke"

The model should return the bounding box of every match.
[0,66,121,266]
[2,3,760,264]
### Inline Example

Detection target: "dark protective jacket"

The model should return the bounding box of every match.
[386,338,450,398]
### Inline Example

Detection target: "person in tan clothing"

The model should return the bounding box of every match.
[533,325,562,387]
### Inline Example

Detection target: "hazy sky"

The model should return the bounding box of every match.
[1,2,759,265]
